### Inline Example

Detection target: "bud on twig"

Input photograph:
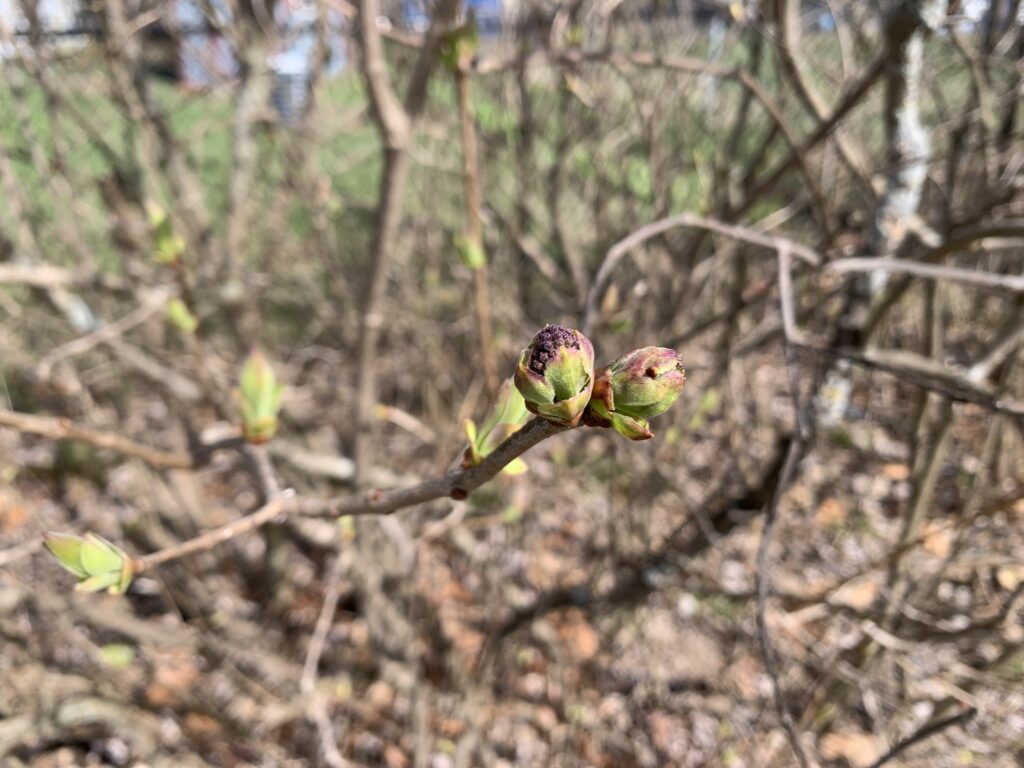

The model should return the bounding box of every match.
[585,347,686,440]
[43,532,136,594]
[464,377,530,474]
[238,348,284,444]
[147,202,186,265]
[515,325,595,427]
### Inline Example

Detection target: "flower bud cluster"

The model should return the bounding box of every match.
[514,325,685,440]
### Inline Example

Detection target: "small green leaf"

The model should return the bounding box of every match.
[76,571,121,593]
[463,418,478,446]
[79,533,125,576]
[455,234,486,269]
[43,533,88,578]
[166,298,198,334]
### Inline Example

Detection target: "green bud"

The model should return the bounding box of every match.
[166,297,198,334]
[43,532,135,594]
[463,377,531,472]
[147,202,186,265]
[585,347,686,440]
[238,348,284,444]
[514,325,594,427]
[440,16,479,72]
[455,233,486,270]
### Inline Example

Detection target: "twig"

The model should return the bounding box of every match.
[36,287,173,379]
[754,436,809,768]
[583,212,821,335]
[247,443,283,500]
[866,706,977,768]
[828,257,1024,292]
[0,408,194,470]
[455,59,499,395]
[133,418,564,570]
[136,494,293,571]
[302,548,352,768]
[793,344,1024,420]
[754,242,811,768]
[352,0,459,487]
[301,549,350,693]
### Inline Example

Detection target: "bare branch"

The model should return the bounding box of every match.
[0,408,194,470]
[134,418,565,570]
[828,257,1024,292]
[583,212,821,335]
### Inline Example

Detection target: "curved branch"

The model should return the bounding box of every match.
[582,212,821,335]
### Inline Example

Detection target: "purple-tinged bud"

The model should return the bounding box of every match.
[585,347,686,440]
[514,324,594,427]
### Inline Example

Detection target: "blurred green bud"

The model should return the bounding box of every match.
[440,15,478,71]
[455,233,486,270]
[463,377,531,472]
[514,325,594,427]
[585,347,686,441]
[43,532,135,594]
[166,297,198,334]
[147,202,186,265]
[238,348,284,444]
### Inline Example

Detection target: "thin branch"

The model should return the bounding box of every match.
[828,257,1024,292]
[136,494,293,571]
[793,343,1024,420]
[302,547,352,768]
[755,242,811,768]
[36,287,173,379]
[754,436,809,768]
[866,706,977,768]
[134,418,565,571]
[583,212,821,335]
[0,408,194,470]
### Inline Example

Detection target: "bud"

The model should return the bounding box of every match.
[238,348,284,444]
[463,377,530,474]
[147,202,185,265]
[43,532,135,594]
[585,347,686,440]
[514,325,594,427]
[166,297,198,334]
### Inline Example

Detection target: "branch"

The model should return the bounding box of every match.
[352,0,459,487]
[0,408,194,470]
[134,418,565,571]
[36,287,173,379]
[866,706,977,768]
[583,212,821,335]
[828,257,1024,292]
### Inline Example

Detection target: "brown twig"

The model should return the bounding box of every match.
[0,408,194,470]
[753,243,811,768]
[866,706,977,768]
[134,418,564,571]
[583,212,821,335]
[828,257,1024,292]
[352,0,459,487]
[455,59,499,395]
